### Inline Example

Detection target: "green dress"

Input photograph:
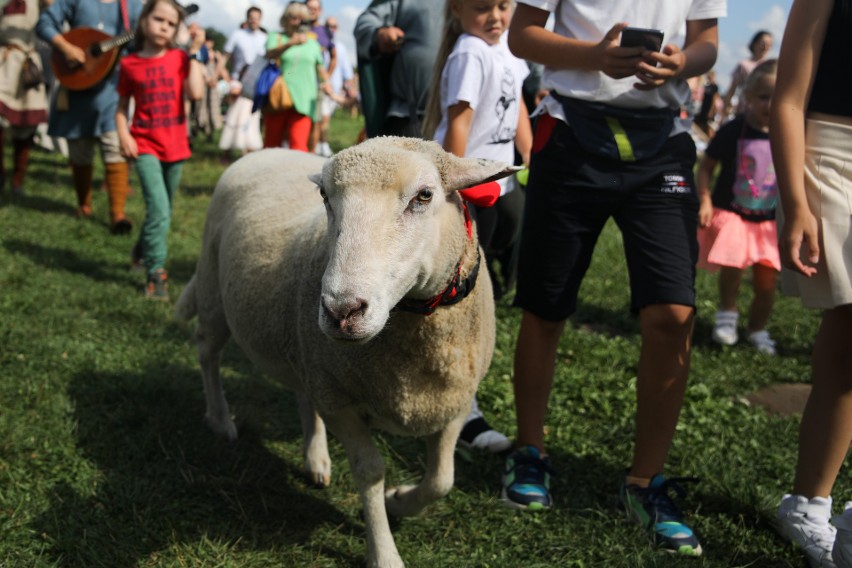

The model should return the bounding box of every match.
[266,32,323,119]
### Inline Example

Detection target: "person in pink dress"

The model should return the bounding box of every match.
[697,59,779,355]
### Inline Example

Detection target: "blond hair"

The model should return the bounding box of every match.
[280,1,309,29]
[744,58,778,97]
[421,0,464,140]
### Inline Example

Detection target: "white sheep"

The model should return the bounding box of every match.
[175,137,517,568]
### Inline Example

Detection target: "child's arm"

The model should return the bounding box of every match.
[508,5,718,90]
[115,95,138,159]
[770,0,832,276]
[508,5,643,79]
[185,58,205,102]
[696,154,717,228]
[442,102,474,157]
[515,98,532,166]
[634,18,718,91]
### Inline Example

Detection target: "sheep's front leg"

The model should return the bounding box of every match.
[385,414,464,518]
[298,393,331,487]
[323,409,403,568]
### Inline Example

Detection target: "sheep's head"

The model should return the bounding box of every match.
[311,137,517,342]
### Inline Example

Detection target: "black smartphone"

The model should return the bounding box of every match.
[620,27,664,51]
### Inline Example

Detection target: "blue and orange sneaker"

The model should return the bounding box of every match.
[620,473,703,557]
[501,445,554,510]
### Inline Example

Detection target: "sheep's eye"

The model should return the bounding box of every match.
[416,188,433,203]
[319,188,328,203]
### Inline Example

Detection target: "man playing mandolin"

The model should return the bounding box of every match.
[37,0,142,233]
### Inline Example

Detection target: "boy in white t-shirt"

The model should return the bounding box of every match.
[503,0,725,557]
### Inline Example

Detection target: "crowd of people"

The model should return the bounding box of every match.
[0,0,358,297]
[2,0,852,565]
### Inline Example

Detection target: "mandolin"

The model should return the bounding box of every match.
[51,3,199,91]
[51,27,135,90]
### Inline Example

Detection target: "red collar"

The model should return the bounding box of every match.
[394,200,481,316]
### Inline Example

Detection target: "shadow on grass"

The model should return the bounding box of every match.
[166,256,201,285]
[0,192,76,216]
[31,364,361,567]
[3,238,133,285]
[571,300,639,339]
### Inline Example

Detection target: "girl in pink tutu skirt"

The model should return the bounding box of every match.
[697,59,779,355]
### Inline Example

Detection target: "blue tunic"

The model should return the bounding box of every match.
[37,0,141,138]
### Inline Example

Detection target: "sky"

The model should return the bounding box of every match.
[191,1,794,93]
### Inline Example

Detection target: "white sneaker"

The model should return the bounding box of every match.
[458,401,511,453]
[777,494,837,568]
[712,310,739,346]
[748,329,777,356]
[321,142,333,157]
[833,502,852,568]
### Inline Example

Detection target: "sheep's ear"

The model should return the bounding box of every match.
[308,173,322,187]
[440,153,522,192]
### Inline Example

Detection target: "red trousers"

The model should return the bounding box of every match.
[263,109,312,151]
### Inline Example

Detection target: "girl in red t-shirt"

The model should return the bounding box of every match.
[116,0,203,300]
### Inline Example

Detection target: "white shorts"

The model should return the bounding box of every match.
[780,116,852,309]
[320,91,338,118]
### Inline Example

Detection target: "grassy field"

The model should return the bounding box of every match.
[0,112,839,567]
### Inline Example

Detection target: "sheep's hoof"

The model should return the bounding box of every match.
[384,485,419,518]
[205,415,238,441]
[306,469,331,488]
[304,442,331,487]
[367,555,405,568]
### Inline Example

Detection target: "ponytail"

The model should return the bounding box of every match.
[421,0,463,141]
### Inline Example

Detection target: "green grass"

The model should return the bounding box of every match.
[0,111,834,567]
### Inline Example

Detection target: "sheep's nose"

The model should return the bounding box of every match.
[322,297,368,328]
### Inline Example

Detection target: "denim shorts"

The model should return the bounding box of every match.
[513,114,699,321]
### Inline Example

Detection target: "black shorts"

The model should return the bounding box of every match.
[514,114,699,321]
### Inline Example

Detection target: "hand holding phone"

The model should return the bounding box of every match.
[620,27,664,52]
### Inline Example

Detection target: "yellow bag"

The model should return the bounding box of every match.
[266,76,293,112]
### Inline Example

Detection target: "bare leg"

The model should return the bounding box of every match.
[718,266,744,312]
[513,310,566,453]
[631,303,694,479]
[308,120,319,153]
[793,306,852,498]
[747,264,777,332]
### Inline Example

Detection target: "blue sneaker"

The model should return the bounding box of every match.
[620,473,703,557]
[501,445,554,510]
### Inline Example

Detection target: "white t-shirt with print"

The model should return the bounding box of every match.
[433,33,529,194]
[518,0,727,111]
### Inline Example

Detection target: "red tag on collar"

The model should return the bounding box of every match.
[458,181,501,208]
